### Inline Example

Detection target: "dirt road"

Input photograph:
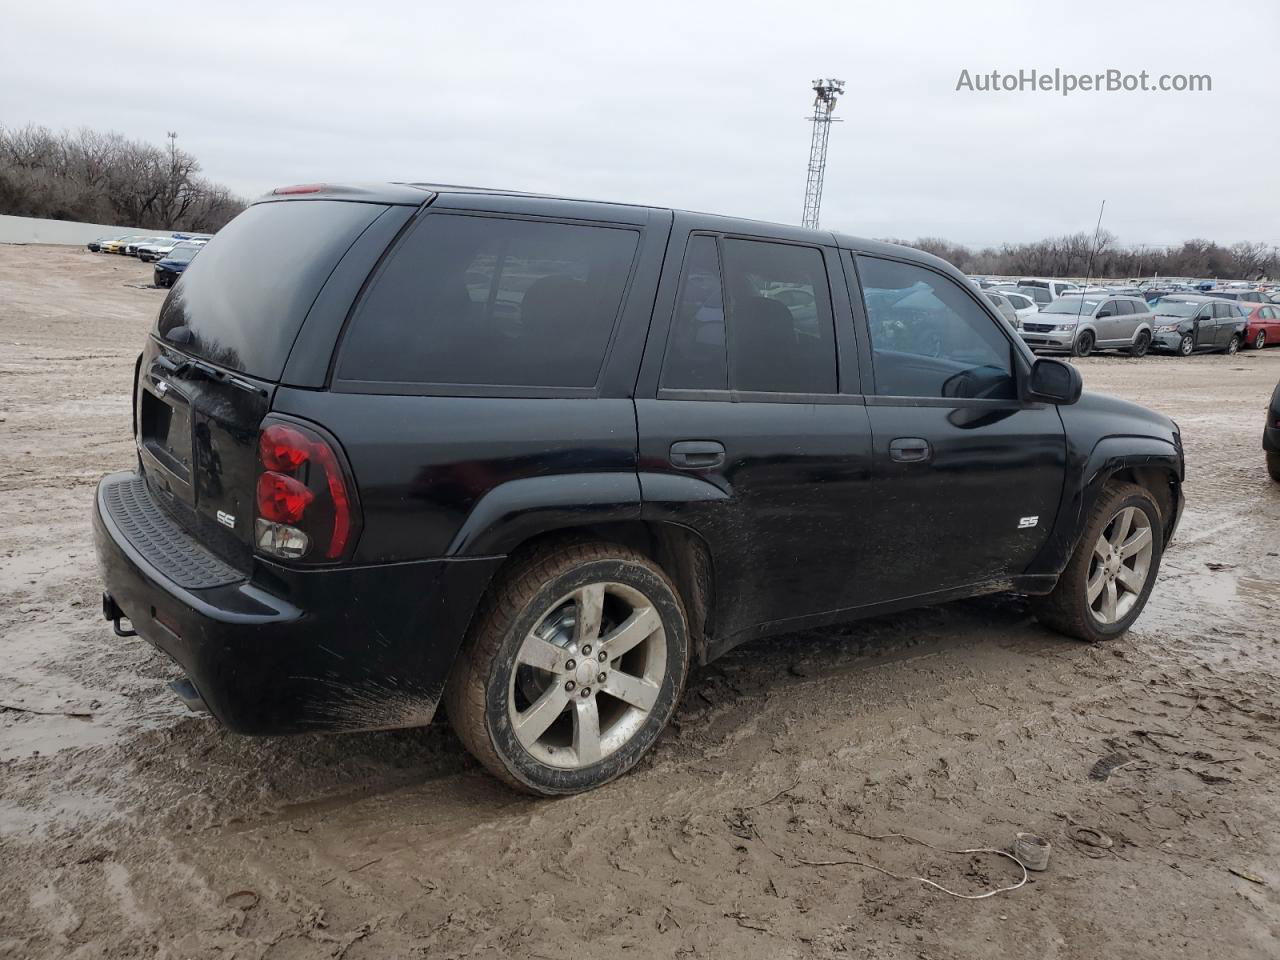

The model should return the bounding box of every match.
[2,244,1278,959]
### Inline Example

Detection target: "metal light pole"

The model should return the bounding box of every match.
[801,78,844,230]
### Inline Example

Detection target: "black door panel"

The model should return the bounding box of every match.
[863,400,1065,596]
[638,398,874,643]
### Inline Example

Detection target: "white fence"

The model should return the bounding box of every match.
[0,214,147,246]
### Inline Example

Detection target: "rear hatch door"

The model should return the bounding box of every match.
[137,197,397,566]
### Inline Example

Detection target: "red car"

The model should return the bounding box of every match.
[1241,303,1280,350]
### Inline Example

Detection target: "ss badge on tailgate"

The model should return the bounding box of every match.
[1018,516,1039,529]
[216,511,236,529]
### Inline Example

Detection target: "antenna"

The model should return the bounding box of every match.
[801,79,844,230]
[1074,200,1107,322]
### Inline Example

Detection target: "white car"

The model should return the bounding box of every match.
[1017,278,1080,307]
[1003,290,1039,323]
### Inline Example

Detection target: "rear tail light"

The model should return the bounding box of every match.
[254,419,359,562]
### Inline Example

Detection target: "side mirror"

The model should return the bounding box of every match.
[1096,310,1113,318]
[1026,357,1082,405]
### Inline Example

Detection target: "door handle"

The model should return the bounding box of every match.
[670,440,725,469]
[889,437,931,463]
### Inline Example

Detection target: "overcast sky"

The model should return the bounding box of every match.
[4,0,1277,248]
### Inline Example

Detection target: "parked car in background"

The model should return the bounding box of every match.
[1205,288,1271,304]
[99,236,135,254]
[1240,302,1280,349]
[93,182,1184,795]
[1150,295,1248,355]
[1019,294,1154,357]
[152,241,202,287]
[87,237,113,252]
[138,237,205,263]
[1004,290,1039,324]
[1018,278,1079,303]
[1266,378,1280,482]
[985,291,1022,328]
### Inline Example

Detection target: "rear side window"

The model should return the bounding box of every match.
[661,236,837,394]
[1115,300,1135,315]
[338,214,639,388]
[157,200,386,379]
[662,236,727,390]
[722,238,836,394]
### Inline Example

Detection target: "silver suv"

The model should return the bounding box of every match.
[1018,294,1155,357]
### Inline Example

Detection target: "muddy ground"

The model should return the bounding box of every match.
[1,243,1278,959]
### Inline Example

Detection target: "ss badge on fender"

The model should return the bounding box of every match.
[1018,516,1039,529]
[216,511,236,529]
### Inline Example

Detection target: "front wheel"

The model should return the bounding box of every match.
[1130,331,1151,358]
[445,541,689,795]
[1178,334,1194,356]
[1255,330,1268,350]
[1031,482,1164,642]
[1226,335,1241,355]
[1073,330,1095,357]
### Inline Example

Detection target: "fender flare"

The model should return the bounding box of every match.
[1028,435,1182,577]
[446,472,643,557]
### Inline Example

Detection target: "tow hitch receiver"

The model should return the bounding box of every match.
[101,592,137,638]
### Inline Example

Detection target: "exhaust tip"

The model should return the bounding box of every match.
[168,678,209,714]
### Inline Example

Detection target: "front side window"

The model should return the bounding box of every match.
[338,214,639,387]
[858,256,1016,400]
[1115,300,1135,315]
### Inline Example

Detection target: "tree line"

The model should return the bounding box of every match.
[0,124,244,232]
[890,231,1277,281]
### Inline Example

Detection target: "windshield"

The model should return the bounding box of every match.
[1151,299,1202,317]
[1042,298,1099,315]
[165,243,200,263]
[156,199,387,379]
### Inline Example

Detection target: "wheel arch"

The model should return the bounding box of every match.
[481,520,717,666]
[1028,436,1183,578]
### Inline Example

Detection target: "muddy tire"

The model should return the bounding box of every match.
[1268,451,1280,483]
[1130,331,1151,358]
[444,541,689,795]
[1073,330,1095,358]
[1031,482,1164,643]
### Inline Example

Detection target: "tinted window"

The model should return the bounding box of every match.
[1020,286,1052,305]
[858,256,1016,400]
[1115,300,1135,315]
[157,200,384,379]
[339,214,639,388]
[722,239,836,394]
[662,235,727,390]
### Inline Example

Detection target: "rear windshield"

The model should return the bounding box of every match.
[156,199,385,379]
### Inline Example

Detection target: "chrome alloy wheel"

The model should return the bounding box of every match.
[508,582,666,769]
[1087,506,1154,625]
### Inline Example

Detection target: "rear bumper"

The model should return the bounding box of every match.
[94,471,501,735]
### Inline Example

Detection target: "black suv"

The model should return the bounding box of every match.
[95,183,1184,794]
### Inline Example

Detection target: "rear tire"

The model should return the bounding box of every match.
[1268,451,1280,483]
[445,541,689,795]
[1031,482,1164,643]
[1226,335,1240,355]
[1073,330,1095,357]
[1130,331,1151,358]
